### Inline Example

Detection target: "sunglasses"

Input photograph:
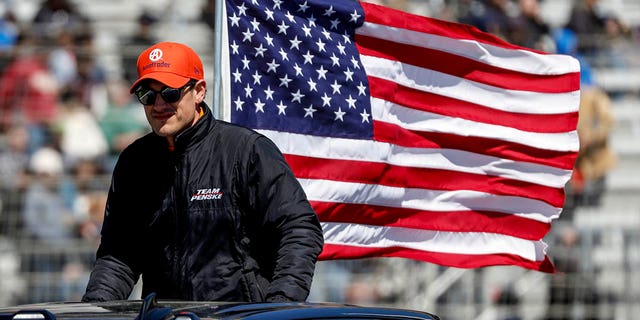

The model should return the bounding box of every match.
[134,80,197,105]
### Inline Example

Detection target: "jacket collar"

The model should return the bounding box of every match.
[171,102,214,152]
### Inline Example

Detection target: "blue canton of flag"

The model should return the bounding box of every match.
[226,0,373,139]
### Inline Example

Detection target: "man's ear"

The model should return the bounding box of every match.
[195,80,207,103]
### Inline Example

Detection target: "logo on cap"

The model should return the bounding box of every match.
[149,49,163,62]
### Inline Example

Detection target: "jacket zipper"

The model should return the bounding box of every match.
[172,157,182,293]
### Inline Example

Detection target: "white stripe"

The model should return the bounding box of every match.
[371,97,579,152]
[258,129,573,188]
[356,21,580,75]
[322,222,549,261]
[361,55,581,115]
[301,179,560,222]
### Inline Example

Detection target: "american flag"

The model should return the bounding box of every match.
[224,0,580,272]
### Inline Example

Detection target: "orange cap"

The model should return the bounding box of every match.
[129,42,204,93]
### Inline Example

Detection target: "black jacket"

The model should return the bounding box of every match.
[83,105,324,302]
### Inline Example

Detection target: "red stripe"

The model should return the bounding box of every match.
[311,201,550,240]
[373,121,577,171]
[368,77,580,133]
[357,36,579,93]
[286,154,565,207]
[320,243,556,273]
[361,2,545,53]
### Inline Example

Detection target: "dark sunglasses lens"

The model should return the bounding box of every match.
[136,87,156,105]
[160,87,182,103]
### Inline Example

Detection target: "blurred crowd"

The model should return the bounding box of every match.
[0,0,637,318]
[0,0,216,304]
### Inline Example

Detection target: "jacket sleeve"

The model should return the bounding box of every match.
[82,153,141,302]
[82,255,137,302]
[244,135,324,302]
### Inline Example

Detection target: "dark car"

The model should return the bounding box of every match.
[0,293,439,320]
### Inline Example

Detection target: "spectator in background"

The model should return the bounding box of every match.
[460,0,513,41]
[22,146,77,247]
[47,30,77,95]
[31,0,89,40]
[554,27,616,218]
[0,124,30,236]
[0,31,59,153]
[507,0,552,51]
[98,79,149,170]
[55,92,108,167]
[0,9,18,53]
[574,87,616,207]
[120,11,158,84]
[200,0,216,32]
[565,0,630,67]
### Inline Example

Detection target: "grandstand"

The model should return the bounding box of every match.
[0,0,639,319]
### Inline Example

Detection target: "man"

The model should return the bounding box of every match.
[82,42,324,302]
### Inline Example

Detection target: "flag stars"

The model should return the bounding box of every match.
[272,0,283,9]
[350,9,362,23]
[316,38,326,52]
[229,13,240,27]
[323,5,335,17]
[360,109,371,123]
[266,59,280,73]
[234,96,244,111]
[330,18,340,30]
[302,50,314,64]
[351,56,361,69]
[336,42,346,55]
[264,86,275,100]
[307,14,316,27]
[330,80,342,94]
[252,70,262,85]
[316,65,328,79]
[297,0,310,13]
[321,28,332,40]
[254,99,266,113]
[254,44,267,57]
[250,18,261,31]
[232,68,242,83]
[342,31,351,44]
[242,28,254,42]
[276,100,287,115]
[278,48,289,61]
[329,53,340,66]
[334,107,346,121]
[264,8,275,20]
[304,105,317,118]
[237,2,248,16]
[244,83,253,98]
[279,74,292,87]
[357,82,367,95]
[346,95,357,109]
[344,67,354,81]
[284,10,296,23]
[241,55,250,69]
[264,33,274,46]
[293,63,303,76]
[307,78,318,92]
[291,89,305,103]
[301,24,312,37]
[230,41,239,54]
[289,36,302,50]
[321,93,332,107]
[277,21,289,34]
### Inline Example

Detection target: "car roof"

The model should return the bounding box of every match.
[0,294,440,320]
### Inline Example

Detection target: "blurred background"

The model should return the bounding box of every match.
[0,0,638,319]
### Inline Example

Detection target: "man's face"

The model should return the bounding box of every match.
[141,79,204,139]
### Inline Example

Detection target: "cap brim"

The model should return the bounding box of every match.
[129,72,191,93]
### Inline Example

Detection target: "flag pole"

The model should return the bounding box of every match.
[212,0,224,119]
